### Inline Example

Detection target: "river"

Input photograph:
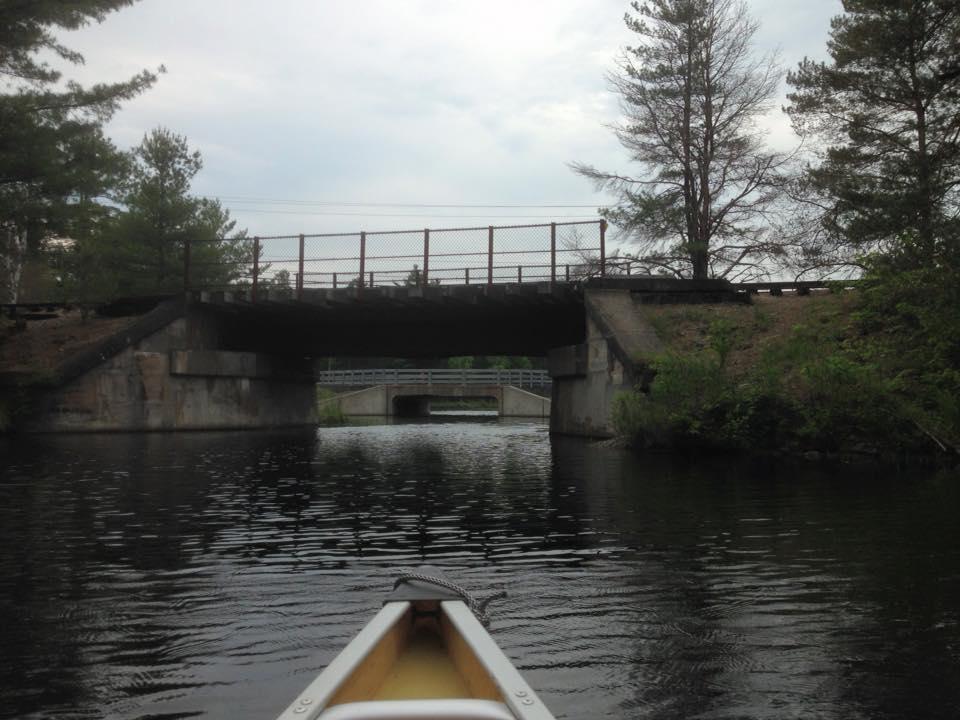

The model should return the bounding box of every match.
[1,417,958,720]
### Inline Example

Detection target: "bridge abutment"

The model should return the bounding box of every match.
[548,281,743,437]
[13,302,318,432]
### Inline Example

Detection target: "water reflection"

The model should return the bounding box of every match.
[0,424,958,720]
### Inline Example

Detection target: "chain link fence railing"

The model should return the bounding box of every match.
[183,220,607,297]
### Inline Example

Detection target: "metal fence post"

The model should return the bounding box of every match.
[297,233,305,300]
[359,231,366,290]
[252,236,260,301]
[550,222,556,287]
[599,219,607,276]
[183,236,192,292]
[423,229,430,286]
[488,226,494,286]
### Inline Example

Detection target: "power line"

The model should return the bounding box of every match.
[228,208,600,219]
[202,195,607,209]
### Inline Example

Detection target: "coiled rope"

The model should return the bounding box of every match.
[393,572,507,628]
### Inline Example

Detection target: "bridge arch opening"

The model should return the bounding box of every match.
[391,392,500,418]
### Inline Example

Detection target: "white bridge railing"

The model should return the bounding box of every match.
[315,368,551,388]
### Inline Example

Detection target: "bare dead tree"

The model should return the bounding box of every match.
[572,0,787,280]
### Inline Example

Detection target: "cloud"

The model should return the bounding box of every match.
[59,0,836,238]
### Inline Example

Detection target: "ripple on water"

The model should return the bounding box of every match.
[0,426,959,720]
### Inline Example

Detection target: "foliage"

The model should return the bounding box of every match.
[271,269,292,289]
[614,300,933,456]
[487,356,532,370]
[612,353,731,446]
[65,128,250,300]
[397,264,441,287]
[0,0,159,302]
[448,355,534,370]
[573,0,785,280]
[851,248,960,450]
[612,1,960,458]
[707,318,736,367]
[785,0,960,269]
[316,388,346,425]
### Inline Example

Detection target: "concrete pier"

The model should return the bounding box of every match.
[548,279,744,438]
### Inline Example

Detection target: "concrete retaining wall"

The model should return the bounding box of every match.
[548,288,664,438]
[501,385,550,418]
[22,317,317,432]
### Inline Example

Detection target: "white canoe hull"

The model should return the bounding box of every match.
[276,595,555,720]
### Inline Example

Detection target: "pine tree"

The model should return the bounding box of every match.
[786,0,960,268]
[78,128,250,297]
[573,0,783,280]
[0,1,159,301]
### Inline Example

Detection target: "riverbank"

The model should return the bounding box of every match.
[0,308,136,376]
[0,309,140,430]
[613,290,957,463]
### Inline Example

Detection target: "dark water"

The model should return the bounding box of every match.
[1,419,959,720]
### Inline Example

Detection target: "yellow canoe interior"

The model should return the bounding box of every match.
[328,600,503,707]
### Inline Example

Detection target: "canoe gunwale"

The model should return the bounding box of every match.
[441,601,555,720]
[275,599,556,720]
[276,601,411,720]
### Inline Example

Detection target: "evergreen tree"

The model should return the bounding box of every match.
[786,0,960,269]
[573,0,784,280]
[80,128,250,297]
[0,0,158,301]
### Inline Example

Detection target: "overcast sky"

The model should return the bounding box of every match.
[63,0,839,239]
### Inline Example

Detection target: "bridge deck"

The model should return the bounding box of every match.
[189,282,586,357]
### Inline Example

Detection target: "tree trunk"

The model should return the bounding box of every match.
[682,19,698,275]
[697,8,715,280]
[0,224,27,303]
[909,33,933,258]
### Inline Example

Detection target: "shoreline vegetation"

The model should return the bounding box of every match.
[315,388,346,425]
[613,282,959,464]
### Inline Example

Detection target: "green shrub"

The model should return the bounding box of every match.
[613,268,957,457]
[794,354,897,447]
[707,318,736,368]
[714,387,799,449]
[751,305,773,332]
[612,353,732,447]
[316,388,346,424]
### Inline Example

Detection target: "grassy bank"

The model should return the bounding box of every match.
[613,291,957,461]
[316,388,346,424]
